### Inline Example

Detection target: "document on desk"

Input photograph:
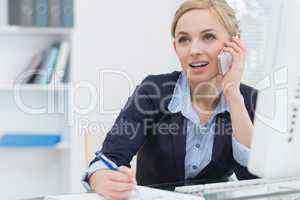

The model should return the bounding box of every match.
[45,186,203,200]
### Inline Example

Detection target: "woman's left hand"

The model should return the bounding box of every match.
[221,35,246,99]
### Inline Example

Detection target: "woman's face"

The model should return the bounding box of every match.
[174,9,231,84]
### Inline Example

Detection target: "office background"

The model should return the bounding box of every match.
[0,0,271,199]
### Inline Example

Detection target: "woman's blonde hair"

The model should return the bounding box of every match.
[171,0,239,38]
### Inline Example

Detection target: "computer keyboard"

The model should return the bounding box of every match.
[175,177,300,196]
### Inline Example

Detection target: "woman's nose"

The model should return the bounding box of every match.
[189,41,204,56]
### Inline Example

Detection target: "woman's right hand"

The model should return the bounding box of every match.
[89,166,137,200]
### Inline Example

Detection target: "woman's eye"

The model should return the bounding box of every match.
[203,33,216,41]
[178,36,190,44]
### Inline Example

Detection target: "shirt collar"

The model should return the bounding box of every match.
[168,72,229,126]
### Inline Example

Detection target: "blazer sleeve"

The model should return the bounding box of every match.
[89,76,159,168]
[233,85,260,180]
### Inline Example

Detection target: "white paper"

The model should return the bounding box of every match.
[45,186,203,200]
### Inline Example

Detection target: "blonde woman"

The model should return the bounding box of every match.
[82,0,258,199]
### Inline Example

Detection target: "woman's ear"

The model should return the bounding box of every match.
[173,40,177,52]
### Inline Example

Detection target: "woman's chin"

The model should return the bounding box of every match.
[187,70,220,83]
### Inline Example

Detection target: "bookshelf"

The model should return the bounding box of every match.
[0,0,186,199]
[0,26,72,36]
[0,83,70,92]
[0,0,85,199]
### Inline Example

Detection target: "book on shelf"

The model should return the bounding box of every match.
[15,50,48,84]
[8,0,19,25]
[7,0,74,28]
[34,42,60,84]
[0,0,8,26]
[0,132,61,147]
[48,0,61,27]
[14,40,70,85]
[20,0,34,26]
[61,0,74,27]
[34,0,48,27]
[50,40,70,83]
[9,0,34,26]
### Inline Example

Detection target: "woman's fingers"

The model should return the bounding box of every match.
[223,37,246,72]
[107,179,135,192]
[224,40,242,55]
[109,169,132,183]
[106,175,134,199]
[119,166,136,183]
[221,35,246,97]
[232,36,246,52]
[90,169,135,200]
[223,46,238,57]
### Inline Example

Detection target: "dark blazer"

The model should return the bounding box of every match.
[89,71,258,186]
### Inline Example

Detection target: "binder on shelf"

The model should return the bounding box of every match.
[6,0,74,28]
[48,0,61,27]
[19,0,34,26]
[34,42,60,84]
[0,0,8,26]
[61,0,74,27]
[50,41,70,83]
[15,41,70,85]
[15,50,48,84]
[34,0,48,27]
[8,0,33,26]
[8,0,19,25]
[0,133,61,147]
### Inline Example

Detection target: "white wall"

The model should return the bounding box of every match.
[72,0,181,163]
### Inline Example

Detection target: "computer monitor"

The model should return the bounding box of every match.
[248,0,300,178]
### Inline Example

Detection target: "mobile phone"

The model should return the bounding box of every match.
[217,50,233,75]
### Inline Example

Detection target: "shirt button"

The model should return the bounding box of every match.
[195,144,200,148]
[192,165,197,170]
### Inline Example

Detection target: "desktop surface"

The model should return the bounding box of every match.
[21,192,300,200]
[21,178,300,200]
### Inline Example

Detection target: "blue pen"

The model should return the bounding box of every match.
[95,151,118,171]
[95,151,143,199]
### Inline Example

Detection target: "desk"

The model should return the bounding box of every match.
[21,179,300,200]
[21,192,300,200]
[204,191,300,200]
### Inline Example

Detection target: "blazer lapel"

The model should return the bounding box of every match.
[171,113,187,181]
[212,112,232,163]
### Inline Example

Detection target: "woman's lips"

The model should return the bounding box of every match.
[189,63,209,68]
[189,63,209,73]
[189,62,209,68]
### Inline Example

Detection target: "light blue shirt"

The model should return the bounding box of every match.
[168,72,249,178]
[82,72,250,189]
